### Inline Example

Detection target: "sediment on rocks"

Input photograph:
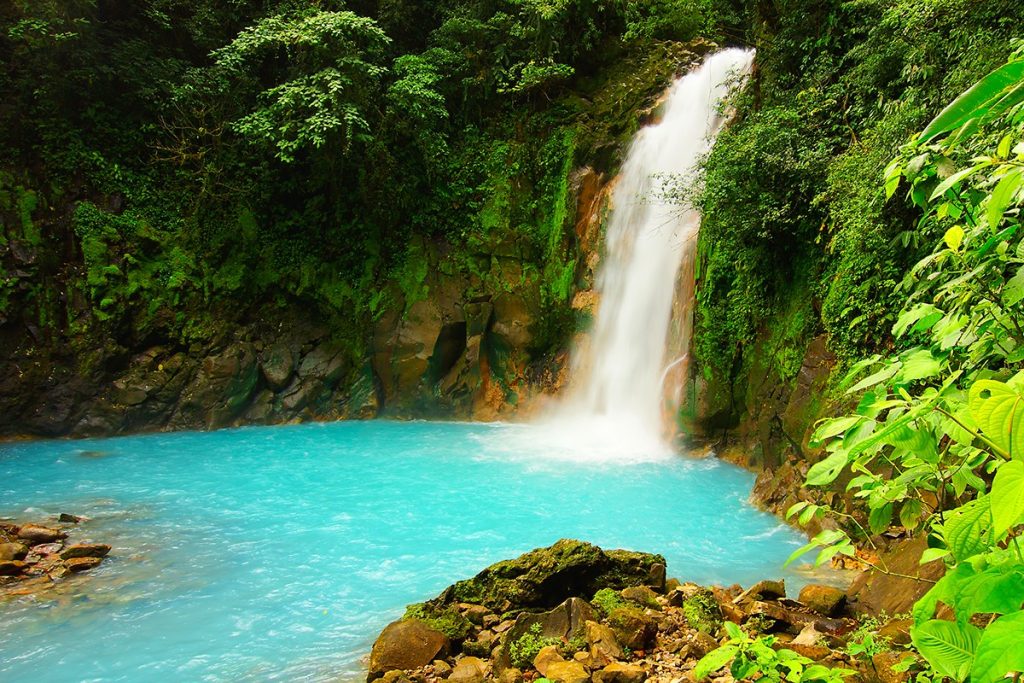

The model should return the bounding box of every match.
[0,515,111,596]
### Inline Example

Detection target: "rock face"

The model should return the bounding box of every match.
[368,619,450,681]
[431,539,666,613]
[847,537,945,616]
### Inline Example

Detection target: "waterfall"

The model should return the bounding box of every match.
[551,49,755,459]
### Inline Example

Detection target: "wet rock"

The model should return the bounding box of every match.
[449,656,488,683]
[64,556,103,572]
[735,579,786,604]
[60,544,112,560]
[17,524,65,544]
[260,342,295,390]
[0,542,28,561]
[798,584,846,616]
[30,542,63,556]
[0,560,26,575]
[545,660,591,683]
[608,607,657,650]
[432,539,666,613]
[58,513,84,524]
[368,619,450,681]
[432,660,453,676]
[847,538,944,617]
[594,662,647,683]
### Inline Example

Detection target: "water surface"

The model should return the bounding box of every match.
[1,421,806,681]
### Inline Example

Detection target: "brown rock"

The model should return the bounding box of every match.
[870,652,913,683]
[498,668,524,683]
[784,643,832,661]
[58,513,84,524]
[17,524,65,544]
[462,604,491,625]
[847,537,945,617]
[621,586,661,610]
[594,662,647,683]
[432,660,452,676]
[449,657,488,683]
[368,619,450,681]
[0,542,28,561]
[534,646,565,677]
[64,556,103,572]
[586,620,624,667]
[545,660,591,683]
[689,632,720,659]
[664,578,682,594]
[380,671,411,683]
[735,580,786,604]
[60,544,112,561]
[607,607,657,650]
[501,597,597,668]
[798,585,846,616]
[0,560,26,575]
[877,619,913,646]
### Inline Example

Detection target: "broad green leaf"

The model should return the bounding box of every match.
[920,60,1024,142]
[694,645,737,680]
[944,225,965,251]
[956,565,1024,620]
[786,501,810,520]
[970,611,1024,683]
[929,163,990,202]
[806,450,849,487]
[839,354,882,391]
[914,563,976,624]
[969,379,1024,459]
[987,168,1022,230]
[1003,268,1024,307]
[810,416,865,446]
[943,497,993,561]
[990,460,1024,535]
[868,503,893,534]
[884,157,902,199]
[911,619,982,682]
[847,364,899,395]
[893,304,943,338]
[919,547,950,564]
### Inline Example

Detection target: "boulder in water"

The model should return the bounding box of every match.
[17,524,65,544]
[0,542,28,561]
[368,619,450,681]
[60,544,111,560]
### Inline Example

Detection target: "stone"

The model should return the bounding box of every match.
[664,578,682,594]
[870,652,913,683]
[847,537,945,616]
[545,660,591,683]
[621,586,661,610]
[58,513,84,523]
[260,342,296,390]
[735,580,786,604]
[877,619,913,646]
[607,607,657,651]
[0,560,26,576]
[30,543,62,556]
[498,668,523,683]
[380,671,411,683]
[585,620,624,667]
[798,584,846,616]
[534,645,566,677]
[0,542,28,561]
[60,544,112,561]
[449,657,488,683]
[64,556,103,572]
[689,632,720,659]
[433,539,666,613]
[594,662,647,683]
[462,604,491,625]
[746,601,814,634]
[504,597,597,650]
[17,524,65,544]
[432,660,452,676]
[784,643,832,661]
[368,619,450,681]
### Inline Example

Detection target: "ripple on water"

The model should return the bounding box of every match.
[1,421,811,681]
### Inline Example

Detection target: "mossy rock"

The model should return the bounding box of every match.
[428,539,666,613]
[403,603,473,641]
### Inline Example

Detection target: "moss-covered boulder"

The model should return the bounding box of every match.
[427,539,666,614]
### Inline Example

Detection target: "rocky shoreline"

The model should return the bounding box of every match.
[366,540,918,683]
[0,516,111,596]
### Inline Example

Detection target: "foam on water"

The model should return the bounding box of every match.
[1,421,809,681]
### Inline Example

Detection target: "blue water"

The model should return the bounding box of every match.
[0,421,808,682]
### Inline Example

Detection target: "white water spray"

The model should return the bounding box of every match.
[544,49,755,460]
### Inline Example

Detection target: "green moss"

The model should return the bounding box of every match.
[509,623,561,669]
[592,588,627,616]
[682,590,722,634]
[403,603,473,641]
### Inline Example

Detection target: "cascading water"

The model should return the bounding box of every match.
[551,48,755,459]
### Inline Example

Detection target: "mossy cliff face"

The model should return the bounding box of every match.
[0,41,712,439]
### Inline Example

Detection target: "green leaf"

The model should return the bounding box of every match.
[1003,268,1024,307]
[810,416,865,446]
[990,460,1024,535]
[806,450,849,487]
[868,503,893,534]
[944,225,965,251]
[969,379,1024,459]
[957,565,1024,620]
[970,611,1024,683]
[898,348,944,382]
[694,645,738,680]
[920,60,1024,142]
[914,563,976,624]
[847,364,899,395]
[910,619,982,682]
[929,163,990,202]
[893,304,943,338]
[943,498,994,561]
[987,168,1023,229]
